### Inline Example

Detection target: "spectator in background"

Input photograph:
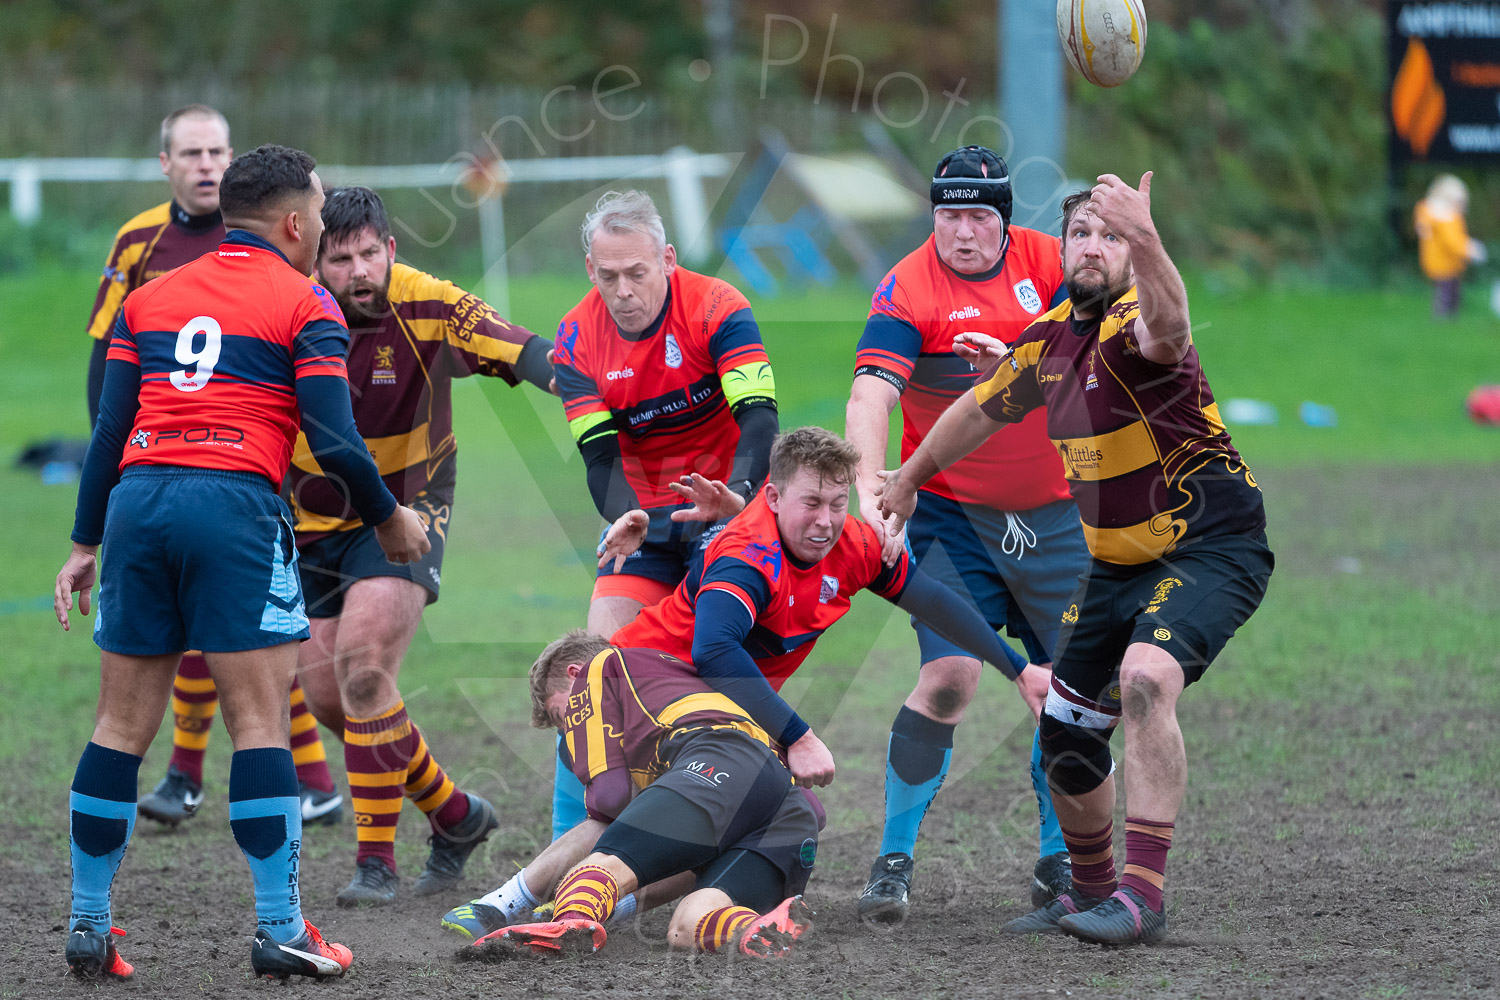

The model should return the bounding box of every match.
[1414,174,1486,319]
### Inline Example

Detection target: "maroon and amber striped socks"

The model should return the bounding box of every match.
[1062,819,1118,900]
[694,906,757,952]
[288,678,335,794]
[1120,817,1174,911]
[553,864,619,924]
[345,701,469,869]
[168,653,217,783]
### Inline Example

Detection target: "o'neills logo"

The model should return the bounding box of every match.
[948,305,981,322]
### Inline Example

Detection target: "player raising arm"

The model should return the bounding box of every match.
[53,145,426,983]
[878,174,1273,947]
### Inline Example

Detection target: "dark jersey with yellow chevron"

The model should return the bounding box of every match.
[86,201,225,340]
[563,646,774,818]
[288,262,536,538]
[974,289,1265,565]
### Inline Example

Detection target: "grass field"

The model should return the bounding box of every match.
[0,263,1497,997]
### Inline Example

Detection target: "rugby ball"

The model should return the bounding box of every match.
[1057,0,1147,88]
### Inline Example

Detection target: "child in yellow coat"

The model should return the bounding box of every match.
[1414,174,1486,318]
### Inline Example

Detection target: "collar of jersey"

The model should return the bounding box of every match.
[617,286,674,342]
[221,228,293,267]
[170,200,223,233]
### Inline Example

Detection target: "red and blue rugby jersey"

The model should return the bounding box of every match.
[109,230,350,486]
[553,267,775,508]
[613,493,911,689]
[854,230,1071,512]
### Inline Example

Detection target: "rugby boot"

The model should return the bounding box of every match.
[66,925,133,980]
[440,901,507,942]
[473,918,607,957]
[856,852,914,924]
[1057,886,1168,946]
[413,793,500,896]
[336,856,400,907]
[1030,851,1074,909]
[250,919,353,979]
[738,896,815,958]
[1002,886,1106,934]
[299,782,344,827]
[137,765,203,827]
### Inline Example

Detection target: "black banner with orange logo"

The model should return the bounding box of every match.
[1390,2,1500,163]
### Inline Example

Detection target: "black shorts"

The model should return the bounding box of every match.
[593,729,818,909]
[295,492,450,619]
[1050,531,1274,711]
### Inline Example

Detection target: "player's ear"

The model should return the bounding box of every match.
[763,481,782,514]
[662,244,677,275]
[584,254,597,284]
[158,150,171,175]
[566,662,584,679]
[386,235,397,261]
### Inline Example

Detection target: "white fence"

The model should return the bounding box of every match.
[0,149,733,314]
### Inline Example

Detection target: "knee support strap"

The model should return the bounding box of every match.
[1038,710,1116,796]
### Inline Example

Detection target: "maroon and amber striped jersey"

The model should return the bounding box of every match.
[974,290,1265,565]
[563,646,773,813]
[108,230,350,486]
[612,493,911,690]
[553,267,775,507]
[87,202,225,340]
[854,232,1071,511]
[287,263,537,537]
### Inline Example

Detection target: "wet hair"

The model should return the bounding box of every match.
[321,186,391,246]
[581,189,666,256]
[529,629,613,728]
[768,426,860,490]
[1059,190,1094,234]
[160,104,229,154]
[218,144,316,224]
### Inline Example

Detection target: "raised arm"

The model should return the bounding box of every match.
[1087,172,1190,365]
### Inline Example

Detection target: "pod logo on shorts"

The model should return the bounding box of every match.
[800,838,817,869]
[681,759,730,787]
[1145,578,1181,614]
[130,430,152,449]
[1061,604,1079,624]
[1153,628,1172,642]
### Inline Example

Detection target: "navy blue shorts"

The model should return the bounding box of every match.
[296,492,449,619]
[94,466,310,655]
[907,493,1089,665]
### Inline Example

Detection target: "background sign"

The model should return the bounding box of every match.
[1390,2,1500,163]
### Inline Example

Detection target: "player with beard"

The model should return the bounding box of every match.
[845,145,1088,923]
[92,107,343,832]
[287,186,557,906]
[876,174,1273,946]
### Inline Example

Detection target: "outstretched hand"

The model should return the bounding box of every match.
[874,467,918,565]
[1087,171,1155,242]
[1015,663,1051,723]
[597,509,649,572]
[953,331,1010,369]
[668,473,746,523]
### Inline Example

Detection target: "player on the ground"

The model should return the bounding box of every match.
[53,144,430,981]
[439,427,1046,943]
[457,631,817,960]
[88,105,341,829]
[845,145,1090,923]
[286,185,556,906]
[548,189,778,836]
[876,173,1274,946]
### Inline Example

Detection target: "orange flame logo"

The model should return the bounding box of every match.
[1391,38,1446,158]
